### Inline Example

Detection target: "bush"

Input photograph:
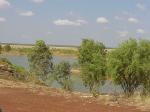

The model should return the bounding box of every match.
[52,61,72,91]
[78,39,106,97]
[28,40,53,81]
[12,65,30,81]
[138,40,150,96]
[4,44,11,52]
[107,39,150,97]
[0,58,30,81]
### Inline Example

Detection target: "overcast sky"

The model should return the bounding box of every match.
[0,0,150,47]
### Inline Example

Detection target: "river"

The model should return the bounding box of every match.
[0,54,122,94]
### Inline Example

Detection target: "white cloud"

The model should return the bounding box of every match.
[117,31,129,37]
[32,0,44,3]
[0,0,10,8]
[136,29,145,34]
[128,17,139,24]
[0,17,6,22]
[53,19,87,26]
[19,11,35,16]
[96,17,109,24]
[136,3,145,10]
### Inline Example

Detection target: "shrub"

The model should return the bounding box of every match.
[28,40,53,81]
[52,61,72,91]
[137,40,150,96]
[78,39,106,97]
[0,58,30,81]
[107,39,150,97]
[12,65,30,81]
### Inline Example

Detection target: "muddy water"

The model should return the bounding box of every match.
[0,54,122,94]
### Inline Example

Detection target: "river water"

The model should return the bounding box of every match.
[0,54,122,94]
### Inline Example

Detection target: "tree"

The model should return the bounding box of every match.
[28,40,53,81]
[53,61,72,91]
[137,40,150,95]
[107,39,150,97]
[78,39,106,96]
[4,44,11,52]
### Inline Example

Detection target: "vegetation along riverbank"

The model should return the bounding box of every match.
[0,38,150,112]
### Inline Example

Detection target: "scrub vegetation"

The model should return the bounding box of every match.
[0,38,150,98]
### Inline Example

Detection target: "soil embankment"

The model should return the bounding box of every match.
[0,79,149,112]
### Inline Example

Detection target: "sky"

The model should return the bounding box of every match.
[0,0,150,47]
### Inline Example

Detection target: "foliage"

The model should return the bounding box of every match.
[107,39,150,97]
[4,44,11,52]
[28,40,53,81]
[12,65,30,81]
[137,40,150,96]
[0,58,30,81]
[78,39,106,96]
[0,58,12,65]
[0,44,2,54]
[52,61,72,91]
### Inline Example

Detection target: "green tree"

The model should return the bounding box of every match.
[78,39,106,96]
[107,39,150,97]
[137,40,150,95]
[4,44,11,52]
[53,61,72,91]
[28,40,53,81]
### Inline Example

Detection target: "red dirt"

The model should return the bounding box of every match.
[0,88,148,112]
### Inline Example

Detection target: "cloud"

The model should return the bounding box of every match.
[19,11,35,16]
[0,17,6,22]
[128,17,139,24]
[0,0,10,8]
[136,3,145,10]
[136,29,145,34]
[53,19,87,26]
[32,0,44,3]
[117,31,129,37]
[96,17,109,24]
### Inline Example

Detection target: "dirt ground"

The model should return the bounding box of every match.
[0,79,149,112]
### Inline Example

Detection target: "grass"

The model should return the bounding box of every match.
[2,47,78,57]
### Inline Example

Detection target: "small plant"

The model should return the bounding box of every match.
[12,65,30,81]
[53,61,72,91]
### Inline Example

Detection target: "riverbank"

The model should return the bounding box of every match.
[0,53,80,76]
[1,51,78,57]
[0,78,149,112]
[0,46,78,57]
